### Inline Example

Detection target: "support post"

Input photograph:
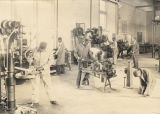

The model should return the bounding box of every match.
[90,0,92,29]
[19,25,23,66]
[0,69,1,103]
[0,54,2,103]
[127,61,133,87]
[6,30,17,112]
[158,48,160,72]
[6,50,16,112]
[152,23,155,58]
[159,58,160,72]
[123,77,126,88]
[152,0,156,58]
[56,0,58,47]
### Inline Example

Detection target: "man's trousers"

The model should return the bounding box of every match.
[31,70,55,103]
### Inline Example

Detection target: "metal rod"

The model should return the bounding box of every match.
[127,61,133,87]
[123,77,126,88]
[159,58,160,72]
[56,0,59,47]
[6,50,16,112]
[0,65,1,103]
[136,5,153,8]
[6,29,17,112]
[103,0,118,4]
[115,3,118,35]
[152,23,155,58]
[90,0,92,29]
[20,26,23,66]
[152,0,156,58]
[36,0,38,47]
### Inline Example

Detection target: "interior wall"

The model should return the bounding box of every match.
[155,23,160,44]
[147,11,160,44]
[58,0,99,50]
[0,0,100,50]
[1,0,155,50]
[36,0,55,49]
[146,11,153,43]
[92,0,100,28]
[0,0,56,50]
[118,2,147,43]
[105,1,117,40]
[58,0,89,50]
[0,1,11,22]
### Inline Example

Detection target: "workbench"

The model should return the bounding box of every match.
[81,67,113,92]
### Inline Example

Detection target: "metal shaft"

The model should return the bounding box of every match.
[127,61,133,87]
[6,50,16,112]
[0,69,1,103]
[159,58,160,72]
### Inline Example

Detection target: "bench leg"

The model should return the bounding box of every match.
[107,78,111,89]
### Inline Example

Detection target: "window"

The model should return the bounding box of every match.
[100,0,105,12]
[122,20,127,33]
[100,0,106,31]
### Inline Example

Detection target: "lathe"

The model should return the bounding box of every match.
[81,47,117,91]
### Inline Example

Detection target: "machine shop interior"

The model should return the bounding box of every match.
[0,0,160,114]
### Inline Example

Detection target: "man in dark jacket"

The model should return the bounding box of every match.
[133,68,155,96]
[74,38,95,88]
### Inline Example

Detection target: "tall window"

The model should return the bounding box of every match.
[122,20,127,33]
[100,0,106,31]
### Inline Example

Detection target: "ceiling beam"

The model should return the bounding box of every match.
[136,4,160,8]
[136,5,153,8]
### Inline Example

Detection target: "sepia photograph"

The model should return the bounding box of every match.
[0,0,160,114]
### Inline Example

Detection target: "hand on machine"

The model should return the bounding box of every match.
[15,49,44,79]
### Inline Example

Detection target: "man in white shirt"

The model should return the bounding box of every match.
[30,42,56,107]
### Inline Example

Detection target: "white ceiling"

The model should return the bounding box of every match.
[120,0,153,11]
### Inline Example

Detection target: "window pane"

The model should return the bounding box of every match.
[100,0,105,12]
[100,14,106,30]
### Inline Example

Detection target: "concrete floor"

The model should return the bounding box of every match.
[12,53,160,114]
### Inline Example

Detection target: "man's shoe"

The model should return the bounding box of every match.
[50,101,57,105]
[82,81,85,85]
[86,81,89,86]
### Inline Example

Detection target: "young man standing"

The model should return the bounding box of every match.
[29,42,56,107]
[56,37,65,74]
[74,37,95,88]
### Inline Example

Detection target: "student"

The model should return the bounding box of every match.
[29,42,56,107]
[112,36,118,65]
[74,38,95,88]
[133,68,155,96]
[107,34,118,65]
[56,37,65,74]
